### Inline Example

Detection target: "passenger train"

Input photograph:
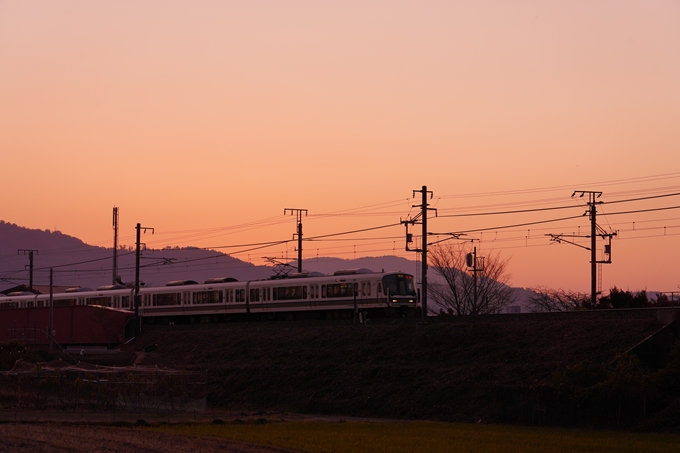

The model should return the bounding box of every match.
[0,269,418,322]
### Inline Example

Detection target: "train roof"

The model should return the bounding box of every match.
[65,286,94,293]
[333,268,374,276]
[166,280,199,286]
[204,277,238,284]
[95,284,127,291]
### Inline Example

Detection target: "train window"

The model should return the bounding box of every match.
[361,281,371,296]
[194,290,223,304]
[321,285,326,298]
[266,287,270,301]
[86,296,110,306]
[122,296,130,309]
[0,302,19,309]
[377,282,382,294]
[275,285,305,301]
[324,283,356,298]
[382,274,416,297]
[152,293,182,306]
[54,298,77,307]
[234,289,245,302]
[250,288,260,302]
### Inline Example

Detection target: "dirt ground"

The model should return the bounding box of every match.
[0,423,295,453]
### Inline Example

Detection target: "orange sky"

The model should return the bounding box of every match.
[1,1,680,292]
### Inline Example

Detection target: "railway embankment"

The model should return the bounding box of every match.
[116,309,680,430]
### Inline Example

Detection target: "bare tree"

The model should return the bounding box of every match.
[528,286,590,312]
[429,243,516,315]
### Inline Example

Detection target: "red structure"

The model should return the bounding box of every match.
[0,305,134,346]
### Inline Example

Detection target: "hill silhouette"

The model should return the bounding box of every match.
[0,220,537,311]
[0,221,417,291]
[0,221,268,289]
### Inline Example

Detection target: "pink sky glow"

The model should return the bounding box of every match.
[1,1,679,292]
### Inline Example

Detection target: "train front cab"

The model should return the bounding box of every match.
[382,273,417,316]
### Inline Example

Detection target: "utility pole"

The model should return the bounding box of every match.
[112,206,119,285]
[18,249,38,290]
[465,247,485,312]
[547,191,616,309]
[410,186,435,320]
[49,268,54,352]
[472,247,478,309]
[284,208,308,273]
[134,223,154,324]
[588,192,598,309]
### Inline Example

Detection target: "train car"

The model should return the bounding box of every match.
[1,269,418,323]
[138,269,417,323]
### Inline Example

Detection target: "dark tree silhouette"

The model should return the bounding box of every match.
[528,286,591,312]
[598,287,649,309]
[429,243,516,315]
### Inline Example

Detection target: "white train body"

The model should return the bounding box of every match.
[0,269,417,321]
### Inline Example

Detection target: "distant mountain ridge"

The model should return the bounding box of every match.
[0,220,536,312]
[0,221,417,289]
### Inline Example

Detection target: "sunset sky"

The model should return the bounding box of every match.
[2,1,679,293]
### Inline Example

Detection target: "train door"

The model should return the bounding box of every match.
[249,286,262,312]
[360,280,371,307]
[183,291,191,311]
[310,284,318,309]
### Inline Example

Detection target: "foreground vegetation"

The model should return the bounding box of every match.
[155,421,680,453]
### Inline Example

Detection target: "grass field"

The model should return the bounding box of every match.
[154,421,680,453]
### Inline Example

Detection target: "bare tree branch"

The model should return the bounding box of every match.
[528,286,590,312]
[429,243,517,315]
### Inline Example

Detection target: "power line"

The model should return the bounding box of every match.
[430,214,585,237]
[600,205,680,216]
[435,171,680,200]
[605,192,680,205]
[437,204,581,218]
[304,223,401,240]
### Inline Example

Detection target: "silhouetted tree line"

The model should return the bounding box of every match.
[529,286,678,312]
[428,239,676,316]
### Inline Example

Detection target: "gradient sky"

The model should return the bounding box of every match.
[2,1,680,293]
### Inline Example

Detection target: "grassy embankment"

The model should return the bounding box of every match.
[155,422,680,453]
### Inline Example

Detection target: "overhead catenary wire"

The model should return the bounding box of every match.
[5,175,680,282]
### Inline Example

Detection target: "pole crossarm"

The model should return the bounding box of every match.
[401,219,422,253]
[572,190,603,199]
[546,233,591,250]
[426,233,470,247]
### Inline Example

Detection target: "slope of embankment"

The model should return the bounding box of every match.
[126,309,679,427]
